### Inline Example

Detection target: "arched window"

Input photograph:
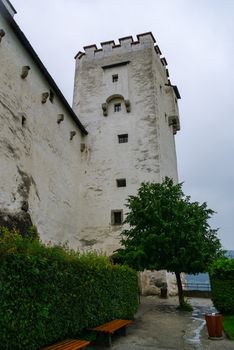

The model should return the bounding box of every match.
[102,94,131,116]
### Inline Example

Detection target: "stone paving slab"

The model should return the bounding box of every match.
[88,296,233,350]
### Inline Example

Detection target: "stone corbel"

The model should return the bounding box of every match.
[21,66,30,79]
[80,143,86,152]
[57,114,64,124]
[0,29,5,43]
[124,99,131,113]
[168,115,180,134]
[41,92,49,104]
[102,103,108,116]
[70,131,76,140]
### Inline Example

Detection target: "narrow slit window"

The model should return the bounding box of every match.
[114,103,121,112]
[116,179,126,187]
[111,210,123,225]
[112,74,118,82]
[21,115,26,127]
[118,134,128,143]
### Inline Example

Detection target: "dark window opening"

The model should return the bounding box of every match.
[49,89,54,103]
[116,178,126,187]
[111,210,123,225]
[118,134,128,143]
[21,115,26,126]
[114,103,121,112]
[112,74,118,82]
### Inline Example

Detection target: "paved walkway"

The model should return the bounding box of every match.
[89,296,233,349]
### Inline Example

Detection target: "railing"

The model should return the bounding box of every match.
[184,283,211,291]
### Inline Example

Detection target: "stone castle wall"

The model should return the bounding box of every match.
[0,11,86,246]
[0,1,181,295]
[73,33,180,254]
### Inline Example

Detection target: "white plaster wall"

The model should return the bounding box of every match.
[103,65,129,101]
[152,54,179,182]
[0,14,84,246]
[73,35,179,254]
[0,16,181,296]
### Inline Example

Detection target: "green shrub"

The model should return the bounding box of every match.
[209,258,234,314]
[223,316,234,340]
[0,225,39,241]
[0,230,138,349]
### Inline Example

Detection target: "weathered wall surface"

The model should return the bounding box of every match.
[0,14,85,245]
[73,34,180,254]
[73,34,180,295]
[152,54,180,181]
[0,5,181,296]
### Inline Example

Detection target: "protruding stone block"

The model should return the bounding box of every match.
[155,45,162,55]
[161,57,168,66]
[137,32,156,44]
[80,143,86,152]
[124,99,131,113]
[100,40,115,53]
[119,36,133,47]
[74,51,85,60]
[21,65,30,79]
[70,131,76,140]
[102,103,108,116]
[0,29,5,42]
[57,114,64,124]
[41,92,49,104]
[83,44,97,57]
[168,115,180,134]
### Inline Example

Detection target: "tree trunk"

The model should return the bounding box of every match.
[175,271,184,306]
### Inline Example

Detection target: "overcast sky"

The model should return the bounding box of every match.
[11,0,234,249]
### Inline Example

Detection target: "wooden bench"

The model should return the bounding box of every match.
[92,319,133,348]
[42,339,91,350]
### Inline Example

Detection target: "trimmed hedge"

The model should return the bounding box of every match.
[209,258,234,314]
[0,229,138,349]
[224,316,234,340]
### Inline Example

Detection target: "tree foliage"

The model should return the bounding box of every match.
[113,178,222,306]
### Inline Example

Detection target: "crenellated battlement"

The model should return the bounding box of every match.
[74,32,172,81]
[75,32,164,60]
[75,32,158,57]
[74,31,180,99]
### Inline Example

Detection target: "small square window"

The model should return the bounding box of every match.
[118,134,128,143]
[114,103,121,112]
[111,210,123,225]
[116,179,126,187]
[112,74,118,82]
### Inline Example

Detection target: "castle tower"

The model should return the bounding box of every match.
[73,32,180,254]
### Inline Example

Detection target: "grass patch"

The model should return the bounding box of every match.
[223,316,234,340]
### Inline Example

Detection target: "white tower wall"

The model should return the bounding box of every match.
[73,33,180,254]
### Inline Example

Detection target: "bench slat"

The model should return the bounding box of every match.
[42,339,91,350]
[93,319,133,334]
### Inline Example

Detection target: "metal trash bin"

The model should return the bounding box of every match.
[205,313,223,339]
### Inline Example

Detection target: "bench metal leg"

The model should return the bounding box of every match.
[121,326,127,336]
[108,334,112,349]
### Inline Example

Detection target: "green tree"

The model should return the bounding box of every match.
[113,177,222,308]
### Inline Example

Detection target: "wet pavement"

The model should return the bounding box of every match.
[89,296,233,349]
